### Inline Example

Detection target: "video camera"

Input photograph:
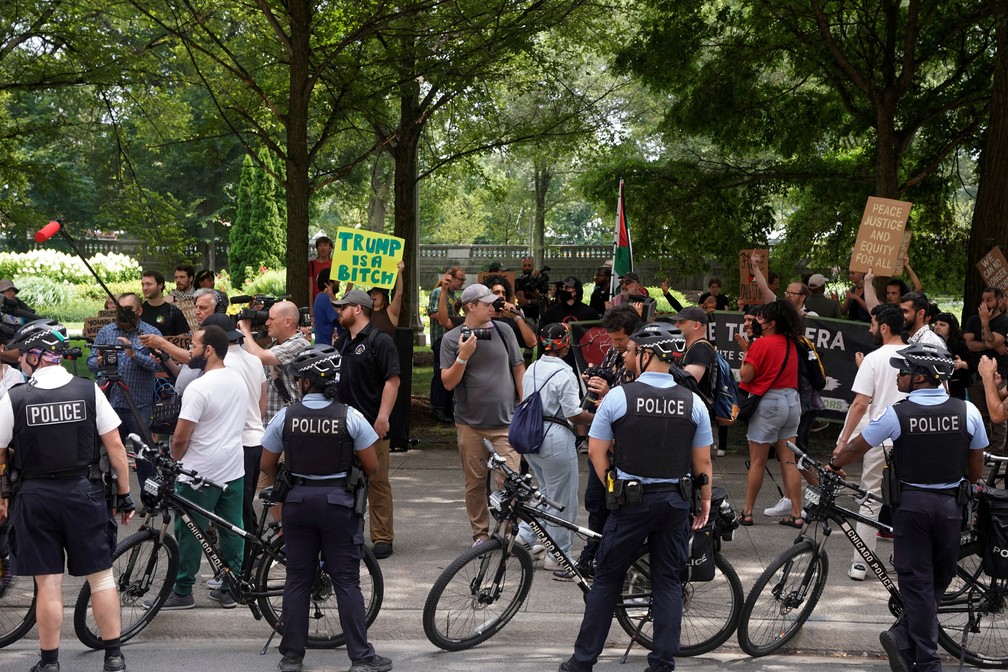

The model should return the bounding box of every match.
[232,294,312,332]
[581,365,618,411]
[90,342,131,379]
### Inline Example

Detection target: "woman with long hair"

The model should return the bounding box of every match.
[737,300,803,527]
[933,312,971,399]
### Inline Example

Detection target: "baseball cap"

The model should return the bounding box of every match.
[620,272,641,284]
[0,279,18,294]
[807,273,828,289]
[333,289,375,309]
[200,313,243,342]
[670,306,709,325]
[460,284,497,304]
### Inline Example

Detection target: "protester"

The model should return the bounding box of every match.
[485,274,537,349]
[308,235,334,309]
[140,270,190,337]
[834,269,871,322]
[368,260,405,336]
[428,268,465,424]
[588,265,613,315]
[698,277,730,311]
[964,286,1008,456]
[933,312,971,399]
[804,274,842,319]
[313,268,341,346]
[167,265,196,304]
[610,272,645,307]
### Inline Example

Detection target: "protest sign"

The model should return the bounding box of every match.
[738,249,769,305]
[849,197,912,275]
[83,316,115,339]
[977,246,1008,291]
[331,227,405,290]
[174,298,200,334]
[891,231,913,275]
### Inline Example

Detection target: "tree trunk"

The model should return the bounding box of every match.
[965,2,1008,319]
[875,103,901,199]
[532,161,551,269]
[393,80,424,336]
[368,152,391,233]
[283,1,311,308]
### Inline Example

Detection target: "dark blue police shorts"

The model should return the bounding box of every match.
[10,478,116,576]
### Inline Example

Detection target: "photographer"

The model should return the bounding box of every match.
[514,257,548,322]
[484,275,537,349]
[87,292,162,458]
[238,300,311,424]
[441,284,525,545]
[539,277,599,371]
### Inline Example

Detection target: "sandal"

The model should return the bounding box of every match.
[737,511,754,526]
[779,515,804,529]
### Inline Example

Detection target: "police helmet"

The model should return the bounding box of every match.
[7,319,68,353]
[889,342,954,384]
[287,345,341,385]
[630,322,686,362]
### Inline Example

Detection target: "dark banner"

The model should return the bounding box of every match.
[568,312,876,422]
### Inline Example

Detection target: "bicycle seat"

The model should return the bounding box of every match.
[259,486,274,502]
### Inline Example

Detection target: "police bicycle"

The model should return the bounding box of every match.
[0,528,35,648]
[72,435,383,650]
[422,439,743,654]
[737,442,1008,667]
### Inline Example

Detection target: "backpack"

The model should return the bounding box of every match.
[797,335,827,391]
[699,341,740,426]
[508,368,569,455]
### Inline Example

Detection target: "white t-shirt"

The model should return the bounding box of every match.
[851,343,907,444]
[177,367,247,484]
[0,365,121,447]
[225,344,267,446]
[0,364,24,398]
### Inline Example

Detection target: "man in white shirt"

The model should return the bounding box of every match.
[160,325,248,610]
[833,304,907,581]
[901,291,945,348]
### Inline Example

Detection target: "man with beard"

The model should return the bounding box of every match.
[87,293,161,448]
[901,291,945,348]
[167,265,196,304]
[539,277,599,371]
[514,256,545,322]
[588,265,613,315]
[833,304,907,581]
[139,270,189,337]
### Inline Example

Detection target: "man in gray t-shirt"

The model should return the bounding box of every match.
[441,283,525,543]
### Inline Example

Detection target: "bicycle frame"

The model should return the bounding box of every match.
[504,499,602,594]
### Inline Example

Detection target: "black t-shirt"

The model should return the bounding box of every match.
[141,301,190,336]
[963,313,1008,376]
[335,322,401,424]
[589,285,610,315]
[682,339,717,401]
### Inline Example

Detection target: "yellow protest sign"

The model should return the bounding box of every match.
[331,227,405,290]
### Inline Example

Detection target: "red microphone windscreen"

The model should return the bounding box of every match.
[35,221,61,243]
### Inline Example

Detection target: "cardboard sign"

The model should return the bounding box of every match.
[83,316,115,339]
[977,246,1008,291]
[849,197,912,274]
[738,249,769,304]
[173,298,200,334]
[477,271,516,296]
[332,227,405,290]
[891,231,913,275]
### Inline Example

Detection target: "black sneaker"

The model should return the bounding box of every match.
[208,587,237,609]
[29,662,59,672]
[348,654,393,672]
[879,630,911,672]
[558,657,591,672]
[149,591,195,610]
[372,542,393,559]
[574,557,595,581]
[278,654,303,672]
[103,654,127,672]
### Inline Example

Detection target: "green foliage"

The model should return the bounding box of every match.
[240,268,288,298]
[0,250,141,284]
[11,278,143,324]
[230,150,286,286]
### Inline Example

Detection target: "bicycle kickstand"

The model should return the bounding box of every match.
[619,618,649,664]
[260,622,281,655]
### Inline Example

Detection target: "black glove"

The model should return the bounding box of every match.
[114,493,136,514]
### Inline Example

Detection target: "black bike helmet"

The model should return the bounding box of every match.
[630,322,686,362]
[7,319,68,353]
[287,345,342,385]
[889,342,955,384]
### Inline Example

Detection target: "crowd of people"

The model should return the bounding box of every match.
[0,250,1000,672]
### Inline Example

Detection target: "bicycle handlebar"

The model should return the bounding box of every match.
[127,433,229,491]
[482,439,565,511]
[784,441,882,504]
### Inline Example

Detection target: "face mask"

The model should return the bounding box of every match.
[556,289,573,303]
[750,320,763,338]
[189,349,207,370]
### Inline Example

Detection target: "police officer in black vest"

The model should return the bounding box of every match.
[259,345,392,672]
[560,322,713,672]
[0,320,135,672]
[830,343,987,672]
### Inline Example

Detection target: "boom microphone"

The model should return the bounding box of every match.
[35,220,61,243]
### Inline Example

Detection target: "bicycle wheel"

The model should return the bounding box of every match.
[737,539,829,657]
[938,549,1008,667]
[422,538,534,651]
[257,537,384,649]
[74,529,179,649]
[0,551,37,648]
[615,549,743,656]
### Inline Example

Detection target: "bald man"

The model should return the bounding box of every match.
[238,300,311,425]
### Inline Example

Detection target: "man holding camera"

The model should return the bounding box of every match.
[441,284,525,544]
[87,292,162,453]
[239,300,311,425]
[334,290,401,559]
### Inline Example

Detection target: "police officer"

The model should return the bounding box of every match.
[0,319,135,672]
[560,322,713,672]
[830,343,986,672]
[259,345,392,672]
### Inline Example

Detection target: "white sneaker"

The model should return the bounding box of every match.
[848,562,867,581]
[763,497,792,517]
[716,448,726,457]
[543,554,565,571]
[516,538,545,557]
[206,576,223,590]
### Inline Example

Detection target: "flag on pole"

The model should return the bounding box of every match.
[610,178,633,297]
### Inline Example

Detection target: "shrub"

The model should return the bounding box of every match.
[10,275,75,314]
[0,250,140,284]
[241,267,287,298]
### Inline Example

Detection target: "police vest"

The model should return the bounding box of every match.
[9,377,99,477]
[892,398,970,485]
[612,381,696,479]
[281,401,355,476]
